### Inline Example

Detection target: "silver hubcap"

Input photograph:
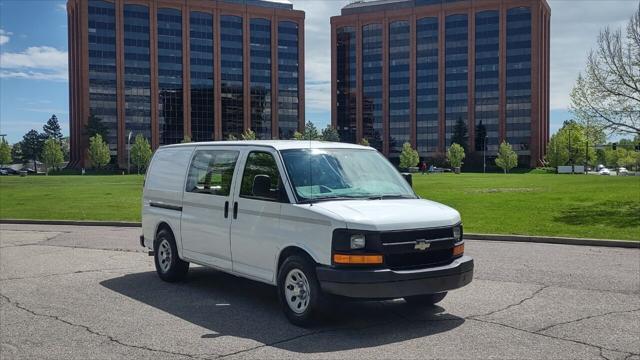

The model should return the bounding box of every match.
[284,269,311,314]
[158,239,172,273]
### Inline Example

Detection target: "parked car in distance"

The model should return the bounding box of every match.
[0,167,18,175]
[618,167,629,176]
[141,141,473,326]
[599,168,611,175]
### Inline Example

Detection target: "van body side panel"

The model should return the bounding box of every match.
[142,147,194,254]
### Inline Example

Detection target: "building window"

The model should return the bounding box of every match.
[445,14,468,147]
[278,21,299,140]
[362,23,383,151]
[388,20,410,156]
[474,10,499,153]
[124,4,151,146]
[336,26,356,144]
[251,18,272,139]
[157,7,183,145]
[220,15,244,140]
[416,17,438,155]
[506,7,532,155]
[88,0,117,156]
[190,11,214,142]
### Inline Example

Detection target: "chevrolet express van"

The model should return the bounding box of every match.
[141,141,473,326]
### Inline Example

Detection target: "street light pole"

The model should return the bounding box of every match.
[483,135,487,173]
[127,131,132,174]
[568,126,573,174]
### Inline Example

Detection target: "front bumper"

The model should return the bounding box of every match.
[316,256,473,298]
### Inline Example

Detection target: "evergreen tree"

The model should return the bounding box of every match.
[303,121,320,140]
[88,134,110,170]
[21,129,46,171]
[41,138,64,175]
[321,125,340,142]
[495,141,518,173]
[43,114,63,142]
[84,114,109,140]
[451,117,468,151]
[130,134,152,174]
[11,141,23,164]
[475,121,487,152]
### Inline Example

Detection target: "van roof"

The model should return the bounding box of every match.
[159,140,373,151]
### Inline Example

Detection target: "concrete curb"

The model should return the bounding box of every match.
[0,219,141,228]
[465,233,639,249]
[1,219,638,248]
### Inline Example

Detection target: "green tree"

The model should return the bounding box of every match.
[43,114,63,142]
[130,134,152,174]
[546,133,570,168]
[399,142,419,169]
[359,138,370,147]
[21,129,46,171]
[570,6,640,135]
[84,113,109,140]
[41,138,64,175]
[240,129,256,140]
[0,139,11,167]
[88,134,110,170]
[447,143,465,170]
[321,125,340,142]
[11,141,23,164]
[495,141,518,174]
[60,137,70,161]
[303,121,320,140]
[451,117,468,151]
[292,131,304,140]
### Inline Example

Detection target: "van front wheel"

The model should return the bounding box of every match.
[154,228,189,282]
[277,255,327,327]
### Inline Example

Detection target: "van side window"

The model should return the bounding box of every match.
[186,150,239,196]
[240,151,288,202]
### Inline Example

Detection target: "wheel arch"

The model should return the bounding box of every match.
[276,245,319,274]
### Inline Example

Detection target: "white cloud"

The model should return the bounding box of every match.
[0,46,68,81]
[0,29,12,45]
[56,3,67,12]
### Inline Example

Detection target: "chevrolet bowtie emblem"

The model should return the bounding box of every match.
[414,240,431,251]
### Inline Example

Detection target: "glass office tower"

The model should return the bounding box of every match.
[331,0,550,167]
[68,0,304,168]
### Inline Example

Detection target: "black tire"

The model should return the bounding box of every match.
[154,228,189,282]
[277,254,329,327]
[404,292,447,306]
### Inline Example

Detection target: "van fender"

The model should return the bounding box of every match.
[274,243,324,276]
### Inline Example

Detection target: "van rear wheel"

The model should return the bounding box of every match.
[154,228,189,282]
[277,255,328,327]
[404,292,447,306]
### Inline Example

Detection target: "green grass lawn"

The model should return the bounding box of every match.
[1,173,638,240]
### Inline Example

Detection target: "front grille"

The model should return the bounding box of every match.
[380,227,454,245]
[385,248,454,270]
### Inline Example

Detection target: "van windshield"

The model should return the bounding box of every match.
[280,148,416,203]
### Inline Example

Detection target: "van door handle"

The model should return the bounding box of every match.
[233,202,238,219]
[224,201,229,218]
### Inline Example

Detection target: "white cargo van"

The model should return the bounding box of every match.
[141,141,473,326]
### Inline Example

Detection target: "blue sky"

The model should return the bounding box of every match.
[0,0,636,144]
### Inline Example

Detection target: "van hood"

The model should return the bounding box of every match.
[309,198,461,231]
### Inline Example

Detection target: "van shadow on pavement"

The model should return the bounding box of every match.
[100,267,464,353]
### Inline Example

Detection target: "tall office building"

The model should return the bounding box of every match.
[331,0,550,167]
[67,0,304,168]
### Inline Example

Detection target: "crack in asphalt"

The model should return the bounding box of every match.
[0,293,210,360]
[536,308,640,334]
[468,284,551,319]
[0,267,143,282]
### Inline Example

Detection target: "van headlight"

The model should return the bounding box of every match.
[350,234,366,249]
[453,225,462,242]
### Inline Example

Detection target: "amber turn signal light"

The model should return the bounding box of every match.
[453,243,464,257]
[333,254,383,265]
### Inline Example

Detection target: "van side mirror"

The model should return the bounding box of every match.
[252,175,272,198]
[401,172,412,187]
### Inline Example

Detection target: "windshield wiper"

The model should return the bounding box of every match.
[367,194,416,200]
[298,195,367,204]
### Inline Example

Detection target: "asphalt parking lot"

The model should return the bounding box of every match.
[0,224,638,360]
